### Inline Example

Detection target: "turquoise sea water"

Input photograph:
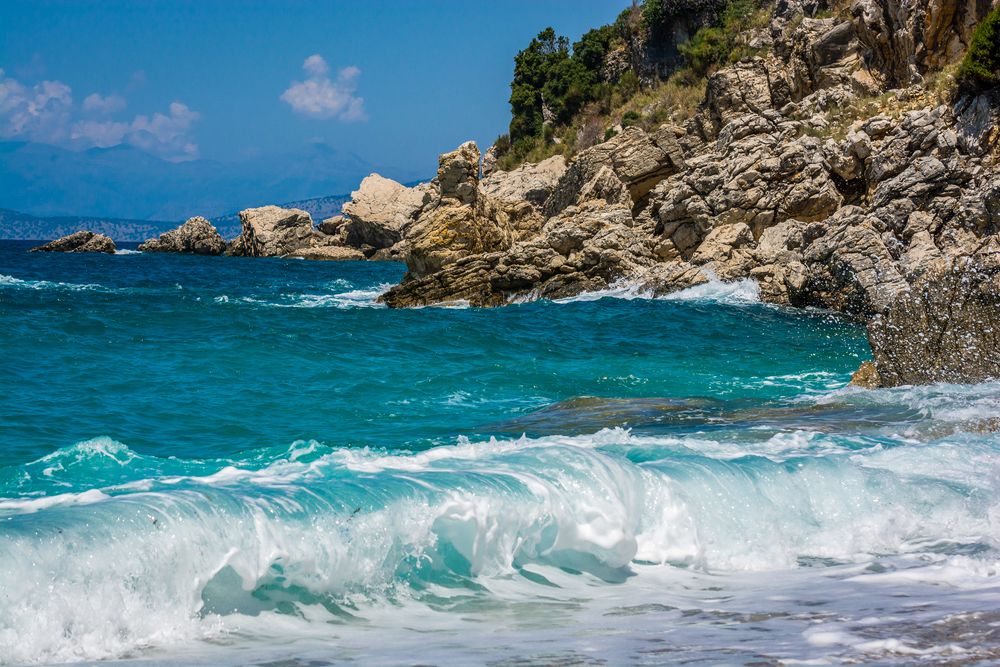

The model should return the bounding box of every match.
[3,239,1000,666]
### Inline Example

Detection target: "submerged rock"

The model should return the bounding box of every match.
[29,231,117,254]
[138,217,226,255]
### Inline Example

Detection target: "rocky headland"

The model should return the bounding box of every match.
[25,0,1000,387]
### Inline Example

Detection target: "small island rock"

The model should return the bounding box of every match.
[29,231,117,254]
[138,217,226,255]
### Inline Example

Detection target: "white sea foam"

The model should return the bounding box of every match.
[0,273,105,292]
[114,248,141,255]
[661,274,761,304]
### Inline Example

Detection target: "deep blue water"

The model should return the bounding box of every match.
[3,240,1000,666]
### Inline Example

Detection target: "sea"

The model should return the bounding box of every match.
[2,238,1000,666]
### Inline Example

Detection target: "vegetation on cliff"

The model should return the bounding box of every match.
[960,6,1000,91]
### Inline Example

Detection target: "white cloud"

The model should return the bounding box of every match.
[280,56,368,122]
[82,93,126,114]
[71,102,202,161]
[0,69,201,162]
[303,54,330,77]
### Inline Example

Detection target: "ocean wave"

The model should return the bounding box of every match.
[0,273,106,292]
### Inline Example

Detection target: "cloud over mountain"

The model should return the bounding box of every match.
[280,55,367,122]
[0,69,200,161]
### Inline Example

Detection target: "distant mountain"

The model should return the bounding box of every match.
[0,141,426,221]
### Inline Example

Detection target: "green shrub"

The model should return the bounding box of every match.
[604,127,619,141]
[678,0,766,76]
[622,109,643,128]
[960,7,1000,89]
[493,134,511,155]
[619,70,641,97]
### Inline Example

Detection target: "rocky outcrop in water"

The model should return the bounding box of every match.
[138,217,226,255]
[226,206,326,258]
[29,231,117,254]
[382,200,655,307]
[403,142,517,277]
[868,244,1000,386]
[283,245,366,261]
[340,175,433,251]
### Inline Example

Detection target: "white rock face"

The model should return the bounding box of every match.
[227,206,322,257]
[479,155,567,206]
[342,175,433,249]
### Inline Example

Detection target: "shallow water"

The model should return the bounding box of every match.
[2,239,999,666]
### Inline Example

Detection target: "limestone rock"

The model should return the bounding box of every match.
[868,254,1000,386]
[849,361,881,388]
[382,201,653,308]
[226,206,324,258]
[283,245,366,261]
[479,155,567,207]
[138,217,226,255]
[341,175,432,249]
[29,231,117,254]
[543,127,684,218]
[403,142,515,278]
[802,207,909,315]
[852,0,989,90]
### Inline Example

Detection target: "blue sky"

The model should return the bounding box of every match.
[1,1,628,174]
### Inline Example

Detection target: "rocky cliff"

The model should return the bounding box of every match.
[373,0,1000,386]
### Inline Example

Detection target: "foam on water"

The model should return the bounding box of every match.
[4,243,1000,666]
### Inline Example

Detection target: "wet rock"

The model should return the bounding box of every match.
[138,217,226,255]
[29,231,117,254]
[849,361,881,388]
[868,252,1000,386]
[382,201,652,308]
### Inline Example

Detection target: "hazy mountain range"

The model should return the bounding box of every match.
[0,140,425,222]
[0,191,354,242]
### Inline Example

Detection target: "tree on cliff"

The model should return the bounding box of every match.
[508,26,615,145]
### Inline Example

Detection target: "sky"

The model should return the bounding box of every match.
[1,1,630,175]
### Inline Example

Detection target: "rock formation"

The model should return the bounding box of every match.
[382,200,655,307]
[868,247,1000,386]
[403,142,517,277]
[29,231,117,254]
[340,175,433,251]
[138,217,226,255]
[283,246,366,261]
[226,206,325,258]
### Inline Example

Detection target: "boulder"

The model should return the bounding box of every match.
[479,155,567,207]
[226,206,324,258]
[29,231,116,254]
[341,175,432,249]
[868,250,1000,386]
[403,142,516,278]
[137,217,226,255]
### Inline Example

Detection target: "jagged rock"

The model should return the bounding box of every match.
[479,155,567,207]
[899,231,942,278]
[696,58,775,141]
[341,175,432,250]
[318,216,348,235]
[137,217,226,255]
[482,145,500,177]
[226,206,324,258]
[283,246,366,261]
[382,201,653,308]
[868,251,1000,386]
[543,127,685,218]
[849,361,881,388]
[403,142,515,278]
[690,223,755,264]
[802,206,909,315]
[29,231,117,254]
[852,0,989,90]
